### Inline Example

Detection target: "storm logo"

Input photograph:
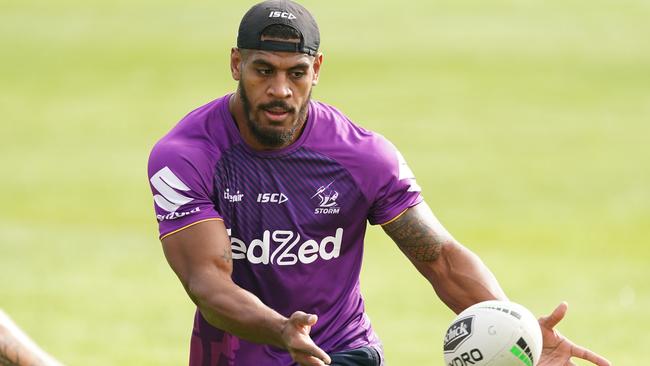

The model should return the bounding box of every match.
[311,181,340,214]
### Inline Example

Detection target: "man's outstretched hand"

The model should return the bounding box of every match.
[538,302,611,366]
[281,311,331,366]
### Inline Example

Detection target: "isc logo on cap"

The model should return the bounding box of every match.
[269,11,296,20]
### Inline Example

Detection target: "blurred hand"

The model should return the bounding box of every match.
[0,309,63,366]
[538,302,611,366]
[281,311,331,366]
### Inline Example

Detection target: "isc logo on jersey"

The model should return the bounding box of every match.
[150,166,200,221]
[228,228,343,266]
[257,192,288,204]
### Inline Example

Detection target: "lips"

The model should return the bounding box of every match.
[262,105,293,122]
[266,107,289,115]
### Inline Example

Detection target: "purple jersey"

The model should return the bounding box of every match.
[147,95,422,365]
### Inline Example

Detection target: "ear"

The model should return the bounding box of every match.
[231,48,243,81]
[311,52,324,86]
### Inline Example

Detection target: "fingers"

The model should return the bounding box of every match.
[297,343,331,365]
[290,344,331,365]
[537,303,611,366]
[286,311,331,365]
[293,352,331,366]
[539,301,568,329]
[291,311,319,327]
[570,342,612,366]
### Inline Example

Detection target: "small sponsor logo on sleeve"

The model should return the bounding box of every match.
[150,166,194,212]
[156,207,201,222]
[150,166,201,221]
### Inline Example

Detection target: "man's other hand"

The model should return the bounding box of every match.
[281,311,331,366]
[538,302,611,366]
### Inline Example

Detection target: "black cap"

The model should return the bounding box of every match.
[237,0,320,56]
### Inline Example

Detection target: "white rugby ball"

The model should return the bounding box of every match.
[443,300,543,366]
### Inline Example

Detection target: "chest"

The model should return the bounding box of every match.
[212,147,367,239]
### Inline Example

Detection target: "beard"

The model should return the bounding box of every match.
[238,79,311,148]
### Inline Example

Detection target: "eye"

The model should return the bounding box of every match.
[257,68,273,76]
[290,71,306,79]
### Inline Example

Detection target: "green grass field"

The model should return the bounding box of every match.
[1,0,648,364]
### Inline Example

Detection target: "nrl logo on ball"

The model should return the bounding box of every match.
[444,316,474,352]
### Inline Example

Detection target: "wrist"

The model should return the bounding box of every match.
[275,316,291,349]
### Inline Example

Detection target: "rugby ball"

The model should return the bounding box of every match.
[443,300,543,366]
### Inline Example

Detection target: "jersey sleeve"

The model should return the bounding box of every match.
[367,137,423,225]
[147,141,222,239]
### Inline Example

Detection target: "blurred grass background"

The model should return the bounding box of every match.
[1,0,648,365]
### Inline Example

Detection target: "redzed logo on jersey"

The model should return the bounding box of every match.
[228,228,343,266]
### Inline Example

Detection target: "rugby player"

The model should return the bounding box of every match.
[147,1,612,365]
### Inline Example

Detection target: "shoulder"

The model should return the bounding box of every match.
[305,101,415,202]
[306,100,401,169]
[307,101,395,155]
[148,95,239,190]
[149,95,236,176]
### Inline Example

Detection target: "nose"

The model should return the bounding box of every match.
[266,73,292,99]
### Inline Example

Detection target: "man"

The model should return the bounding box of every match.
[147,1,611,365]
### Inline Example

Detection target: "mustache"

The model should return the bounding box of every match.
[258,100,295,113]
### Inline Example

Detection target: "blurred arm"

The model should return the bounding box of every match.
[0,310,63,366]
[382,201,508,314]
[161,220,330,365]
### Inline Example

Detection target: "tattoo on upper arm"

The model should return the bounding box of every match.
[220,248,232,264]
[383,207,444,262]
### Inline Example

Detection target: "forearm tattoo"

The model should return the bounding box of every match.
[382,207,444,262]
